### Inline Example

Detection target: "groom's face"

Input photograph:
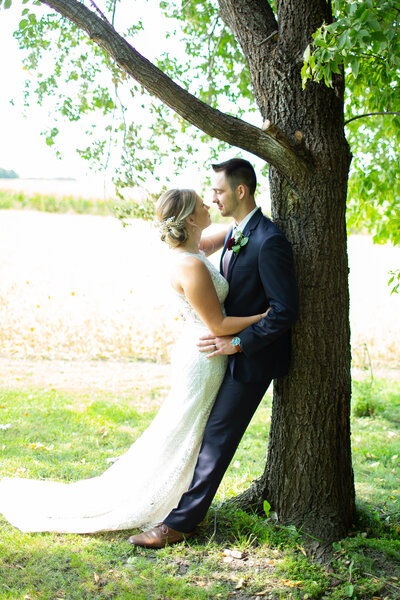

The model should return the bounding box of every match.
[211,171,240,218]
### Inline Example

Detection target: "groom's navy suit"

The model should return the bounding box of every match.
[164,208,299,533]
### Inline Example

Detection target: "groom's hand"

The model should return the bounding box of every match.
[198,334,237,358]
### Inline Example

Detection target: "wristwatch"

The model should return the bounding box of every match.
[231,336,242,353]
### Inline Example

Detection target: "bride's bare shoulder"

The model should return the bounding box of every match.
[169,253,208,294]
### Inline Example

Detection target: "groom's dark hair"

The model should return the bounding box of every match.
[212,158,257,195]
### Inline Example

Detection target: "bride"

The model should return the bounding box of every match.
[0,188,266,534]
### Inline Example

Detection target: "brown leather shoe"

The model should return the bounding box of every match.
[128,522,193,549]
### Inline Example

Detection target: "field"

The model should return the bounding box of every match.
[0,182,400,599]
[0,180,399,372]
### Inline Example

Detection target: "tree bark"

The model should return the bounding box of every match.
[220,0,355,541]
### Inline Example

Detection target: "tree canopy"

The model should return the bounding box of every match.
[2,0,399,249]
[0,167,19,178]
[303,0,400,254]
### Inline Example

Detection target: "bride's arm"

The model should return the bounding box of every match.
[199,223,232,257]
[174,257,266,336]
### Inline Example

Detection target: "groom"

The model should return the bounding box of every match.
[129,158,299,548]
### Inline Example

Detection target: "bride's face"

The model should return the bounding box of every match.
[190,195,212,231]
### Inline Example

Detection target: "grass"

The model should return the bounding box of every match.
[0,378,399,599]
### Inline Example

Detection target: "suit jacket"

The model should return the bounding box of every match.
[221,208,299,384]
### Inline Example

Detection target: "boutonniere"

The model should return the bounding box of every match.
[226,230,250,254]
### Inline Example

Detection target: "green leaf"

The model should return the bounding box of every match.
[371,31,388,43]
[350,58,360,79]
[337,31,350,51]
[300,64,309,88]
[263,499,271,517]
[4,0,12,8]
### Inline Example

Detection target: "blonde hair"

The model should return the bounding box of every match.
[156,189,197,248]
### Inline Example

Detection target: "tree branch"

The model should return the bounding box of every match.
[39,0,310,182]
[255,30,278,47]
[345,111,400,125]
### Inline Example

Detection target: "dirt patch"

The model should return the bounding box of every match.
[0,357,170,395]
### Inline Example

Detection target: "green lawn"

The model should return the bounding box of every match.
[0,378,399,600]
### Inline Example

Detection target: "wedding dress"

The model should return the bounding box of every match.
[0,252,228,533]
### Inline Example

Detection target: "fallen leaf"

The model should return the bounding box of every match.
[222,548,245,559]
[29,442,54,451]
[281,579,302,587]
[235,578,245,589]
[223,556,233,563]
[296,543,307,556]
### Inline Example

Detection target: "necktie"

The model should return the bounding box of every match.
[222,227,237,278]
[222,246,232,278]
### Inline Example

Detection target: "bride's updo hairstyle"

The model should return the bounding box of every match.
[156,189,197,248]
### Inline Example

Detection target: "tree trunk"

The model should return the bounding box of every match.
[221,0,355,541]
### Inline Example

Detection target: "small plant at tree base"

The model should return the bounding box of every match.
[352,381,385,418]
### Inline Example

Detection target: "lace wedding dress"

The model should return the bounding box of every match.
[0,253,228,533]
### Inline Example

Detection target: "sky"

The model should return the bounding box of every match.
[0,2,206,186]
[0,7,86,179]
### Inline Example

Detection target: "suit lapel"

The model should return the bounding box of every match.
[227,208,262,281]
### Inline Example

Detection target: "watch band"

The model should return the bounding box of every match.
[232,336,242,353]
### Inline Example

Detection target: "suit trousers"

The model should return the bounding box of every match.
[163,369,272,533]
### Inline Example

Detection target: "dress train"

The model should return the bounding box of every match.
[0,253,228,533]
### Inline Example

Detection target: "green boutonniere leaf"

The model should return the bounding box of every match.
[229,231,250,254]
